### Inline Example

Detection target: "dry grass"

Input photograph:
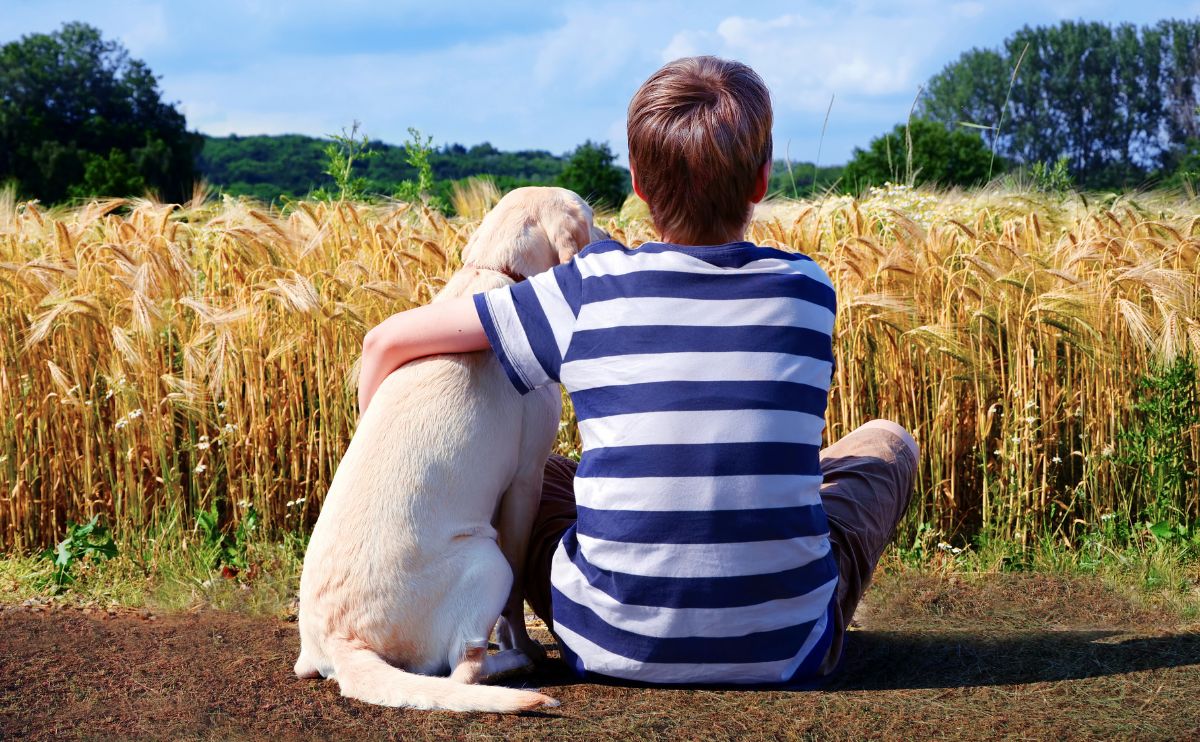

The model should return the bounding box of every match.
[1,187,1198,551]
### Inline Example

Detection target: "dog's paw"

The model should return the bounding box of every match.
[482,649,537,683]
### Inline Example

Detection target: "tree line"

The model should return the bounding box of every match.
[198,133,627,206]
[916,19,1200,189]
[3,20,1200,206]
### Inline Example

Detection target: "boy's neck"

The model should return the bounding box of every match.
[659,224,750,247]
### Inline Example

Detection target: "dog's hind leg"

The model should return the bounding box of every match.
[448,639,488,683]
[293,644,323,679]
[448,642,535,685]
[444,539,535,683]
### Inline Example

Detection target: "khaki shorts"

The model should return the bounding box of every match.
[521,420,919,678]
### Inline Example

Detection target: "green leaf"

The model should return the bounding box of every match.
[1148,521,1175,540]
[54,538,75,568]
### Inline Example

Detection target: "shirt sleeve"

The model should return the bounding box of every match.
[473,258,583,394]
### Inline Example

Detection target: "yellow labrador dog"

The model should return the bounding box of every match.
[295,187,598,712]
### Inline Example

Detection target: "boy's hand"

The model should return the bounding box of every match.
[357,296,489,415]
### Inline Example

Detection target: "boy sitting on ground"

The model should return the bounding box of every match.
[357,56,918,684]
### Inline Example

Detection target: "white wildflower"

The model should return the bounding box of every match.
[195,463,207,474]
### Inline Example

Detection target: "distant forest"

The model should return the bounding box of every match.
[198,135,578,203]
[197,133,845,205]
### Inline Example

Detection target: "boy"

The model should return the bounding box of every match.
[357,56,918,684]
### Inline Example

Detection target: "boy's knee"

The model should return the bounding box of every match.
[858,419,919,462]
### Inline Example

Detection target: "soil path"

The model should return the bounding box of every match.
[2,573,1198,740]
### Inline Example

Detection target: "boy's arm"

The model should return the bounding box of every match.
[357,296,488,414]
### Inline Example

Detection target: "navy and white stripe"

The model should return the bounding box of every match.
[474,239,839,684]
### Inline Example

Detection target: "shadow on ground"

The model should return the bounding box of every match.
[829,629,1200,690]
[522,629,1200,693]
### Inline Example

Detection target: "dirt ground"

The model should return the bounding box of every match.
[2,572,1198,741]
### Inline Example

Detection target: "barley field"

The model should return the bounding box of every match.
[1,183,1198,552]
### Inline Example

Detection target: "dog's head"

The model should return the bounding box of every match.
[461,187,597,280]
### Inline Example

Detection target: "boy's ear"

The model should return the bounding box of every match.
[751,160,771,204]
[631,166,648,202]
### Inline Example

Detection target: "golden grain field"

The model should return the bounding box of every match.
[1,184,1198,551]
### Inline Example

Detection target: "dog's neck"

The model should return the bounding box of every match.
[464,263,525,284]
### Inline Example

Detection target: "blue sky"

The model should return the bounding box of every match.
[3,1,1196,164]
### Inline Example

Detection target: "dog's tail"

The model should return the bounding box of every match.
[327,639,558,713]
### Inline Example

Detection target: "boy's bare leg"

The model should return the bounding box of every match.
[818,419,919,675]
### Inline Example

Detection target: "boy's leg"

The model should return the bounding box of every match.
[522,454,579,629]
[818,419,919,675]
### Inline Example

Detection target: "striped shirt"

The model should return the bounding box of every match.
[473,239,839,684]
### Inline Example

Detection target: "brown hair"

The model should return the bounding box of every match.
[627,56,773,245]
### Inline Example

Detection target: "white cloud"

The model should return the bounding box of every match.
[951,2,987,18]
[661,11,931,113]
[534,8,640,91]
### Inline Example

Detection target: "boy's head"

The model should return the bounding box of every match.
[627,56,772,246]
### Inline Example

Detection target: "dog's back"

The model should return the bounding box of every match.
[295,188,591,712]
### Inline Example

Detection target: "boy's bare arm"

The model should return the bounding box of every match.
[357,296,488,414]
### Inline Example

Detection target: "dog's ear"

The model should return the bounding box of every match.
[544,195,595,264]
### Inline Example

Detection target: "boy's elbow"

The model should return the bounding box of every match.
[361,325,393,366]
[362,325,380,354]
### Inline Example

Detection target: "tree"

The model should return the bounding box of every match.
[556,141,629,210]
[0,22,200,202]
[841,119,998,193]
[918,20,1200,189]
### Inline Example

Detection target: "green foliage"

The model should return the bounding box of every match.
[68,148,147,199]
[0,22,200,203]
[1116,355,1200,530]
[198,134,586,205]
[317,121,377,202]
[556,140,629,210]
[1030,155,1074,195]
[919,19,1200,189]
[393,127,444,209]
[39,515,118,591]
[1160,137,1200,192]
[767,159,845,199]
[841,119,998,193]
[195,501,260,573]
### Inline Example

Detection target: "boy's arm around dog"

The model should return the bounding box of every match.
[357,296,488,414]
